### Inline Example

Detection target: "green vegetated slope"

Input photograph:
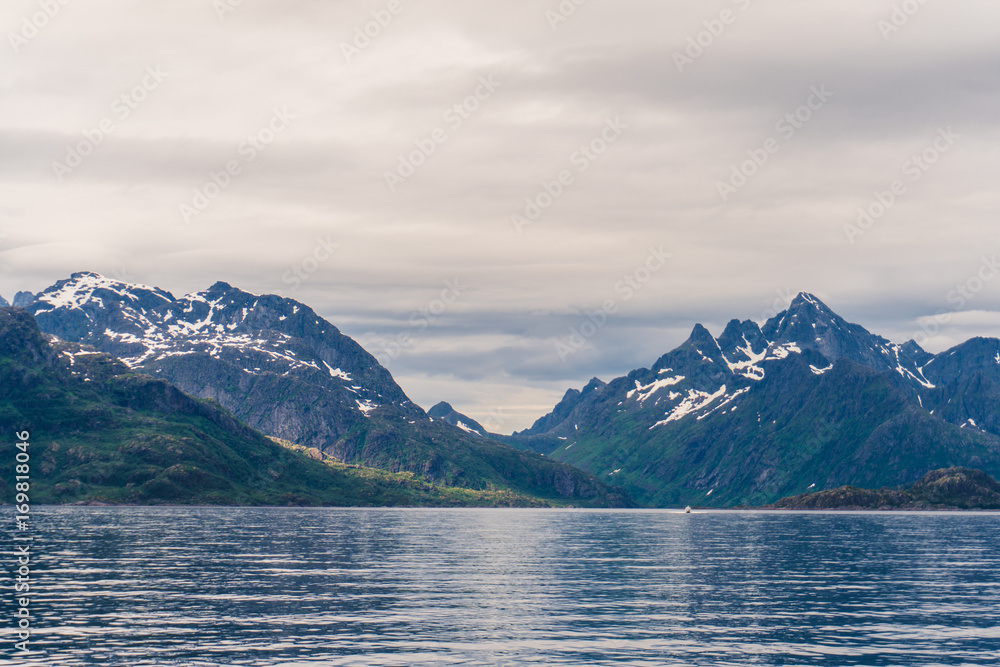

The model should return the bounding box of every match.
[0,308,571,507]
[768,467,1000,510]
[550,358,1000,508]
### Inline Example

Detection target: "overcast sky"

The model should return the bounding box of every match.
[2,0,999,432]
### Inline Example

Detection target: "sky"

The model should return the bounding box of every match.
[2,0,999,433]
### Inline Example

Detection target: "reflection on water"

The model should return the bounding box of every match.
[3,508,1000,665]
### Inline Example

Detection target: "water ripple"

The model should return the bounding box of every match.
[3,508,1000,665]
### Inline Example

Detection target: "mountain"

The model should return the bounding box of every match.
[0,307,556,506]
[0,294,7,307]
[16,273,630,507]
[768,467,1000,510]
[510,292,1000,507]
[11,291,34,308]
[427,402,488,436]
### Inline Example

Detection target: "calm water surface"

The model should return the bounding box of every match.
[3,508,1000,666]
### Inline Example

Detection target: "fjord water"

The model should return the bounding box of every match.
[6,508,1000,666]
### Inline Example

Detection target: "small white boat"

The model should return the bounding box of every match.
[684,506,691,513]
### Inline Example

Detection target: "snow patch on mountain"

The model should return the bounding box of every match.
[650,385,728,428]
[627,375,685,404]
[766,342,802,360]
[723,337,767,380]
[456,421,482,436]
[34,272,170,313]
[323,361,352,381]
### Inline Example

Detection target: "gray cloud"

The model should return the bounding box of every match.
[2,0,999,431]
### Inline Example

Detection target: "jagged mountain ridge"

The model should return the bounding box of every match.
[17,272,631,506]
[511,292,1000,507]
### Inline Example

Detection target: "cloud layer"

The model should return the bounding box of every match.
[2,0,999,431]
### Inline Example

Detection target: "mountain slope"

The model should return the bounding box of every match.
[0,307,556,506]
[18,273,630,507]
[511,292,1000,507]
[768,467,1000,510]
[427,402,489,436]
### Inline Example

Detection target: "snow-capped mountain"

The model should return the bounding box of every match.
[26,272,409,439]
[14,272,630,506]
[511,292,1000,507]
